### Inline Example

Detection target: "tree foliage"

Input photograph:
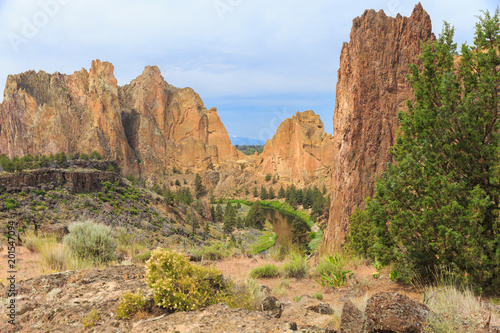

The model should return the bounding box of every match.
[246,200,266,230]
[356,12,500,290]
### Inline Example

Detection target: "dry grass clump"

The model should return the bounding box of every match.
[423,284,492,332]
[23,230,58,253]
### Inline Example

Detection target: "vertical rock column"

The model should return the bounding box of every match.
[322,4,434,252]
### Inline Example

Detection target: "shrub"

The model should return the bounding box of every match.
[81,308,100,328]
[145,249,232,312]
[250,264,279,278]
[346,206,375,259]
[280,254,309,279]
[315,254,353,288]
[133,250,152,263]
[312,292,323,300]
[190,242,231,261]
[41,243,67,271]
[246,278,265,309]
[63,220,117,264]
[116,291,147,319]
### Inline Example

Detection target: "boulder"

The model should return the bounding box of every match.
[365,292,430,333]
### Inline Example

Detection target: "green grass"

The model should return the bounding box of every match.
[250,264,279,278]
[312,292,323,300]
[190,242,232,261]
[133,250,152,263]
[250,230,277,254]
[280,254,309,279]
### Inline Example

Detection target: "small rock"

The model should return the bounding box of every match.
[260,295,282,318]
[340,299,366,333]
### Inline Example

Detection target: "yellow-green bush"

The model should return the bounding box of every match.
[116,291,147,319]
[145,248,231,312]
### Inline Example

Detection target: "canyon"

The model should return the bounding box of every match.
[0,3,435,250]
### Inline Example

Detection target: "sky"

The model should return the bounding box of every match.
[0,0,498,141]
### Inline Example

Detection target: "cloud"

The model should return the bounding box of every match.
[0,0,497,138]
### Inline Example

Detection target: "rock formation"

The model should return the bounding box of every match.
[0,168,121,194]
[0,60,242,178]
[258,110,334,183]
[322,3,434,252]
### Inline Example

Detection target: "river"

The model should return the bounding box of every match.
[262,207,295,244]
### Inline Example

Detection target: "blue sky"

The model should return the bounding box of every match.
[0,0,497,140]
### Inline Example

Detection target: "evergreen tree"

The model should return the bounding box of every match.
[210,205,216,222]
[268,186,276,200]
[164,188,175,205]
[278,186,286,199]
[246,201,266,230]
[360,13,500,289]
[215,204,224,222]
[204,221,210,240]
[175,187,193,205]
[311,192,325,217]
[194,173,204,198]
[290,217,311,248]
[302,188,314,209]
[260,186,268,200]
[223,202,236,234]
[253,187,259,198]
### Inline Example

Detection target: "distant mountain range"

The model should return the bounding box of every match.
[230,137,266,146]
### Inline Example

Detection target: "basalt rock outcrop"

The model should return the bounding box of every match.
[0,60,243,178]
[322,3,434,251]
[258,110,334,183]
[0,168,121,194]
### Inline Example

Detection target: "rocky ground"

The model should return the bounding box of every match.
[2,249,499,333]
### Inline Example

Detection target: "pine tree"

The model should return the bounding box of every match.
[194,173,204,198]
[203,221,210,240]
[260,186,268,200]
[210,205,216,222]
[278,186,286,199]
[164,188,175,205]
[360,12,500,289]
[215,204,224,222]
[290,217,311,248]
[253,187,259,197]
[246,201,266,230]
[268,186,275,200]
[223,202,236,234]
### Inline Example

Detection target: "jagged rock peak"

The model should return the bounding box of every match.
[321,4,434,252]
[0,60,242,178]
[258,110,334,184]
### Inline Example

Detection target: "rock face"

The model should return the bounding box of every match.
[0,168,121,194]
[0,60,242,178]
[258,110,334,183]
[322,3,434,251]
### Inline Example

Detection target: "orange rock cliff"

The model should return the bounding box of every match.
[0,60,243,177]
[322,3,434,252]
[258,110,334,184]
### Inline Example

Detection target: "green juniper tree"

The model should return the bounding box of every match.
[194,173,204,198]
[357,11,500,289]
[278,186,286,199]
[223,202,236,234]
[246,200,266,230]
[260,186,268,200]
